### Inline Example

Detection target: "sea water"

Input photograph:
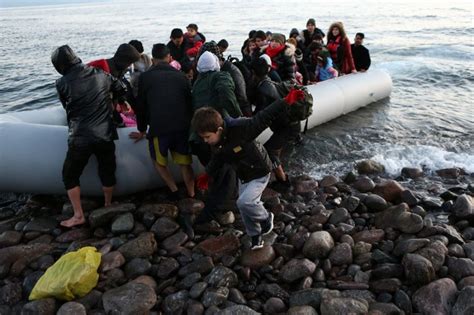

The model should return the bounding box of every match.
[0,0,472,178]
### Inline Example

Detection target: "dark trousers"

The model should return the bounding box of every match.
[62,141,116,190]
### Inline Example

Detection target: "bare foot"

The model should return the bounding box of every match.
[60,216,85,228]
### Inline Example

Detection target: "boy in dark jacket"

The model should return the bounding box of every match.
[51,45,126,228]
[191,89,304,249]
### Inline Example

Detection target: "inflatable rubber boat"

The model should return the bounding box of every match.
[0,70,392,196]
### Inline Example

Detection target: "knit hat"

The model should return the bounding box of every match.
[271,33,286,45]
[197,51,220,73]
[290,28,299,38]
[259,54,272,67]
[198,41,224,61]
[307,18,316,26]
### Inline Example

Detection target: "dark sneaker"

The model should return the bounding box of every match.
[251,235,264,250]
[261,212,274,235]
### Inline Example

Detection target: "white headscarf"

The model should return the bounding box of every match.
[197,51,220,73]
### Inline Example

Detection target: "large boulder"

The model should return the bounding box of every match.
[452,194,474,219]
[150,217,180,240]
[195,234,240,260]
[412,278,457,315]
[0,243,52,278]
[302,231,334,259]
[373,179,404,203]
[328,243,353,266]
[240,245,276,269]
[205,266,238,288]
[137,203,178,219]
[352,229,385,244]
[402,253,435,285]
[375,203,424,233]
[102,282,156,314]
[280,258,316,283]
[118,232,157,260]
[452,286,474,315]
[416,240,448,271]
[357,160,385,174]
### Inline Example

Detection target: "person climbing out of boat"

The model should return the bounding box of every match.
[51,45,126,228]
[199,41,252,117]
[327,22,357,74]
[184,23,205,60]
[262,33,296,82]
[351,32,371,72]
[251,57,297,189]
[315,51,339,82]
[88,43,141,127]
[190,87,305,249]
[129,44,195,201]
[300,18,325,48]
[167,28,192,69]
[187,51,243,237]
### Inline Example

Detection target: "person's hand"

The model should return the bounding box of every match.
[284,88,305,105]
[129,131,146,143]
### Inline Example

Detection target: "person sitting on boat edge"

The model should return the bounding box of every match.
[315,52,339,81]
[51,45,127,228]
[130,44,195,201]
[190,88,305,249]
[327,21,357,75]
[351,32,371,72]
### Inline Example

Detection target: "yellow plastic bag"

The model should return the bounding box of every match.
[29,246,101,301]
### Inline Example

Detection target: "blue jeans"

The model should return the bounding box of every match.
[236,174,271,236]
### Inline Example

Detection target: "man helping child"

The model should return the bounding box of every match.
[190,88,305,249]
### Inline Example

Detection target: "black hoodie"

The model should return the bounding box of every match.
[52,45,126,145]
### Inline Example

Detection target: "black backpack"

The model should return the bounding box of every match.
[272,81,314,122]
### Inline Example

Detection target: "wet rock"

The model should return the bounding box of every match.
[57,302,86,315]
[131,275,157,292]
[100,251,125,272]
[302,231,334,259]
[363,194,388,212]
[264,297,286,313]
[118,232,157,260]
[328,243,352,265]
[341,290,376,304]
[124,257,151,279]
[370,278,402,293]
[163,290,189,314]
[273,243,295,259]
[0,243,52,278]
[102,282,157,314]
[373,180,404,203]
[178,272,201,289]
[357,160,385,174]
[371,264,404,279]
[294,178,318,195]
[0,231,22,247]
[393,290,412,315]
[280,258,316,283]
[464,242,474,260]
[137,203,178,219]
[289,288,339,309]
[320,175,339,187]
[217,305,260,315]
[162,231,188,251]
[257,283,290,301]
[412,278,457,315]
[178,256,214,277]
[328,208,350,224]
[287,305,318,315]
[402,253,435,285]
[111,213,134,234]
[401,189,419,206]
[458,276,474,290]
[150,217,180,240]
[375,203,423,233]
[0,281,22,306]
[416,240,448,271]
[446,256,474,280]
[411,205,427,217]
[23,218,57,233]
[22,298,56,315]
[202,287,229,308]
[228,287,247,304]
[195,234,240,260]
[401,167,423,179]
[353,176,376,193]
[452,286,474,315]
[178,198,205,215]
[352,229,385,244]
[187,300,204,315]
[206,266,238,288]
[418,223,464,244]
[88,203,136,228]
[436,168,461,178]
[320,296,369,315]
[452,194,473,219]
[240,245,276,269]
[190,282,208,299]
[55,228,90,243]
[75,289,102,311]
[156,257,180,279]
[341,196,360,212]
[392,238,430,256]
[369,302,403,315]
[22,270,44,298]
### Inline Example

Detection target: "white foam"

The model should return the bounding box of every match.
[371,144,474,176]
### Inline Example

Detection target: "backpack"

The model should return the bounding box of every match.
[272,81,314,122]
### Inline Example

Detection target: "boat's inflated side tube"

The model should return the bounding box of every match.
[0,69,392,196]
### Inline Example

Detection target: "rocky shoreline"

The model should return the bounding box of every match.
[0,160,473,315]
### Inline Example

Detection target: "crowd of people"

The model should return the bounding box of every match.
[51,18,371,250]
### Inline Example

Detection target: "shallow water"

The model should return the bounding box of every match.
[0,0,473,178]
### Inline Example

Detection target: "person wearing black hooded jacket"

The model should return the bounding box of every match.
[51,45,126,228]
